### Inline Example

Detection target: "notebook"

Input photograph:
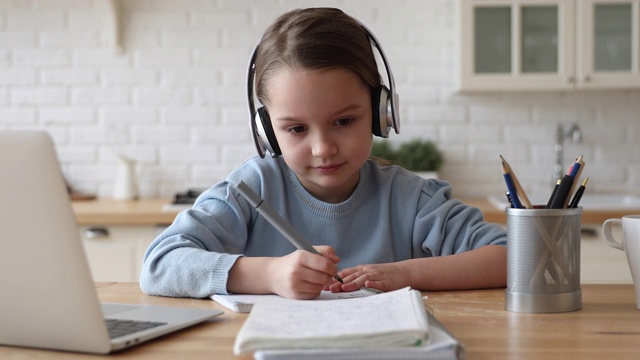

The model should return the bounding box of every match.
[0,130,223,354]
[233,287,429,355]
[211,287,383,313]
[253,310,463,360]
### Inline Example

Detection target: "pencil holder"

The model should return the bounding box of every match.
[505,206,583,313]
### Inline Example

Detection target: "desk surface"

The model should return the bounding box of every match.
[2,283,639,359]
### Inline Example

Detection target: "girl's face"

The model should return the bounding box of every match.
[265,68,373,203]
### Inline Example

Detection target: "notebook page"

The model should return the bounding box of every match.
[212,287,381,312]
[234,287,428,354]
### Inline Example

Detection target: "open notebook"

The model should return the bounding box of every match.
[212,287,383,313]
[0,130,222,354]
[234,287,430,355]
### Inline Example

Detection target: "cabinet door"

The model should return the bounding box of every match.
[458,0,575,91]
[581,224,633,283]
[577,0,640,89]
[79,225,158,282]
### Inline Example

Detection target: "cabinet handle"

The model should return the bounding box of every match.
[566,76,574,83]
[583,75,591,83]
[83,227,110,239]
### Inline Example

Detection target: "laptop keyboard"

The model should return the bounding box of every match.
[105,318,167,339]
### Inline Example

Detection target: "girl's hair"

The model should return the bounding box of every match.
[254,8,380,106]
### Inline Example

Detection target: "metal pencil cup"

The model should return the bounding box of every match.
[505,207,583,313]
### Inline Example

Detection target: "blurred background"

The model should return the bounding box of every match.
[0,0,638,201]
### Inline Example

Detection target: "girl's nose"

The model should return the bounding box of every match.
[311,132,338,158]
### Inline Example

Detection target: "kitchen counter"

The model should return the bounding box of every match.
[462,198,638,224]
[72,198,180,226]
[72,198,639,226]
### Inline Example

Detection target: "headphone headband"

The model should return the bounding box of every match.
[247,18,400,158]
[358,21,400,136]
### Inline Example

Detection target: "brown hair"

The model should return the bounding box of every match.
[254,8,380,106]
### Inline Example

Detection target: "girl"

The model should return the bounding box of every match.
[140,8,507,300]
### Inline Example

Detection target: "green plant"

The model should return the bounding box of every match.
[395,139,444,172]
[370,139,444,172]
[370,141,397,163]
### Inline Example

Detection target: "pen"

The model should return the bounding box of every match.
[569,177,589,208]
[233,181,344,284]
[546,179,561,209]
[505,191,514,208]
[548,175,574,209]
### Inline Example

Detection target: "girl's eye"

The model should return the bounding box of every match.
[287,125,306,134]
[336,117,354,126]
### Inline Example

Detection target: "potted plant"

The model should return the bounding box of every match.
[369,141,397,166]
[370,139,444,179]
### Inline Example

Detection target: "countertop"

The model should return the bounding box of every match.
[72,198,180,226]
[72,197,638,226]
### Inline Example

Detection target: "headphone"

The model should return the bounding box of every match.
[247,20,400,158]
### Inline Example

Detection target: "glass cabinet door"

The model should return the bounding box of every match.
[594,4,632,72]
[474,6,512,74]
[521,6,559,73]
[472,5,561,74]
[459,1,575,91]
[577,0,640,89]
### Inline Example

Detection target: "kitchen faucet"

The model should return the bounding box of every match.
[553,123,582,182]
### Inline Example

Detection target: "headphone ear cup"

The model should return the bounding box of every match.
[255,107,282,157]
[371,86,391,138]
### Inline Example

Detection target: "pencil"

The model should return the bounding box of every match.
[563,155,585,208]
[500,155,532,209]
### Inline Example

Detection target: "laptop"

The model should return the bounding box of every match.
[0,130,223,354]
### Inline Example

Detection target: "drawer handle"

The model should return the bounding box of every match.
[83,227,110,239]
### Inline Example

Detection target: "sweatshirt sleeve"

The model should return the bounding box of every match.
[413,179,507,257]
[139,182,249,298]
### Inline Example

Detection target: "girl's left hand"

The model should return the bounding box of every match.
[326,262,411,293]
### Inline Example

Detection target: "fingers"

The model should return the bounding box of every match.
[335,264,390,292]
[302,250,339,279]
[313,245,340,264]
[273,251,339,299]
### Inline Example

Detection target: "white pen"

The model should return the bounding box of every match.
[233,181,344,283]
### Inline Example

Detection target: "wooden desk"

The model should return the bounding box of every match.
[2,283,639,359]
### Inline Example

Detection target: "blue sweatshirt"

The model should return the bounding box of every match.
[140,157,506,298]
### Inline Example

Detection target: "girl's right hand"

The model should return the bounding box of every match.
[268,246,340,299]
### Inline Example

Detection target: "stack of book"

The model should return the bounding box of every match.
[230,287,463,360]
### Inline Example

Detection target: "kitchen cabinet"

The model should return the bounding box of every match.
[72,198,177,282]
[79,225,164,282]
[581,223,633,284]
[457,0,640,91]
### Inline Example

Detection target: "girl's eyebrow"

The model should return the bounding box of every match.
[274,103,365,122]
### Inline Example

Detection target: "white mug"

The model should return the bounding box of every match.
[603,215,640,310]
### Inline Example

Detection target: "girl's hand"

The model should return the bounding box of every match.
[327,262,411,293]
[268,246,340,300]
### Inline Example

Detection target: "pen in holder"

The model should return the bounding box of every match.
[505,206,582,313]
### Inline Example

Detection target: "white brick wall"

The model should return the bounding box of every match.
[0,0,639,201]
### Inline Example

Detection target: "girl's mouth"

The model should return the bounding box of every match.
[314,163,343,174]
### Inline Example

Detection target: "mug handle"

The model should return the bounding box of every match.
[602,218,624,251]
